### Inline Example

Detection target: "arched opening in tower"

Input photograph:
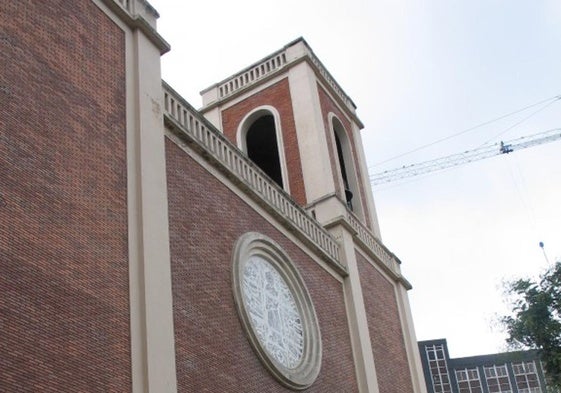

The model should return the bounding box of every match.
[334,132,353,210]
[246,115,284,187]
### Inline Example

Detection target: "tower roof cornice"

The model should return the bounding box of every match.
[199,38,362,128]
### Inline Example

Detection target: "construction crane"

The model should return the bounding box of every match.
[370,128,561,186]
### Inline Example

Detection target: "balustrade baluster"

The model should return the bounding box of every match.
[163,84,342,264]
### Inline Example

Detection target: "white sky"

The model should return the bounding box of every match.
[151,0,561,358]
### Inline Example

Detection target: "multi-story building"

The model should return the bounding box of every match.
[1,1,427,392]
[419,339,551,393]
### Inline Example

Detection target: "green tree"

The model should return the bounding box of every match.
[502,261,561,389]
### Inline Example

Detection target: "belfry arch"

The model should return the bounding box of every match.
[330,114,361,215]
[238,107,288,190]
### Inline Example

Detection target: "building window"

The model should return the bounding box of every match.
[456,368,483,393]
[231,232,322,390]
[246,115,283,186]
[425,344,453,393]
[512,361,542,393]
[238,107,288,190]
[330,115,359,212]
[484,365,513,393]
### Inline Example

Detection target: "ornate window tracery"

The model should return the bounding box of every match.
[232,232,322,390]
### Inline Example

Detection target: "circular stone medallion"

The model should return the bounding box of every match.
[232,233,322,390]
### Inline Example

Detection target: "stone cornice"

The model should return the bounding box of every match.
[199,38,363,128]
[100,0,170,54]
[323,216,412,289]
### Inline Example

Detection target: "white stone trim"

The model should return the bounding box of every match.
[232,232,322,390]
[328,112,365,219]
[347,217,402,279]
[352,246,425,392]
[354,247,398,286]
[203,73,289,115]
[330,227,380,393]
[395,285,429,393]
[163,83,342,266]
[164,129,346,282]
[236,105,291,193]
[98,0,169,54]
[127,29,177,393]
[92,1,177,391]
[350,121,382,238]
[288,62,334,205]
[201,38,357,116]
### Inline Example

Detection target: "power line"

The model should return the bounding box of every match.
[477,98,560,147]
[370,94,561,169]
[370,128,561,186]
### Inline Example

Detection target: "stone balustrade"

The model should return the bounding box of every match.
[218,52,287,98]
[164,81,399,278]
[116,0,132,12]
[163,82,341,266]
[305,49,355,111]
[347,212,400,274]
[202,38,356,113]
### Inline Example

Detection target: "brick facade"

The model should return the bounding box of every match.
[357,253,414,393]
[2,3,422,391]
[220,79,307,206]
[317,85,372,228]
[0,1,130,391]
[166,139,359,392]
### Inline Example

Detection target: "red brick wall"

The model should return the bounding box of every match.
[317,85,372,228]
[357,253,413,393]
[166,138,359,392]
[220,79,307,206]
[0,2,130,392]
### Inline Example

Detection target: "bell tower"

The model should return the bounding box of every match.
[198,41,428,392]
[200,38,381,238]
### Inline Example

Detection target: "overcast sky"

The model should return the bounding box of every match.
[151,0,561,358]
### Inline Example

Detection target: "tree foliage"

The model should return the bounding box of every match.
[502,261,561,388]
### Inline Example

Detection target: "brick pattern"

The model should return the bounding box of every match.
[357,253,414,393]
[220,79,307,206]
[166,139,359,392]
[0,2,130,392]
[317,85,372,228]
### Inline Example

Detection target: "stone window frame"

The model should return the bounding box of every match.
[328,112,363,217]
[236,105,290,193]
[231,232,322,390]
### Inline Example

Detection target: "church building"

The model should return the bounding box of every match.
[1,1,427,392]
